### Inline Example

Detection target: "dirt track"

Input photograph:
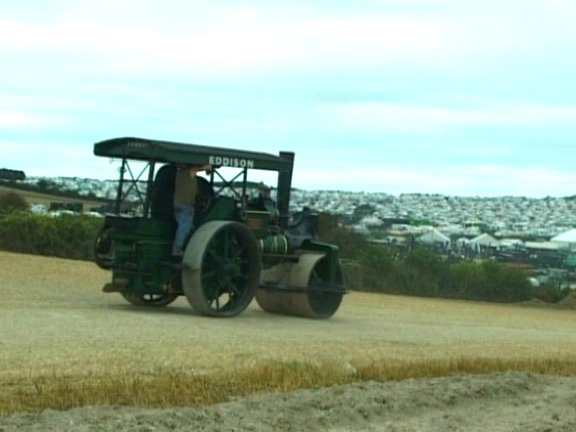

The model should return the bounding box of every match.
[2,250,576,431]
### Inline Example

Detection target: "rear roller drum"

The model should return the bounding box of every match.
[182,221,261,317]
[306,258,344,318]
[256,254,345,319]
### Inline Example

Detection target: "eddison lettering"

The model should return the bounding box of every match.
[209,156,255,169]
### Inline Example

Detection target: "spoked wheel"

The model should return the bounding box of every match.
[182,221,261,317]
[94,226,114,270]
[256,254,345,319]
[120,292,179,307]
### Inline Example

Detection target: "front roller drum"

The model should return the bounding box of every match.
[181,221,261,317]
[255,253,345,319]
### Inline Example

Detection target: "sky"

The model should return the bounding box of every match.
[1,0,575,197]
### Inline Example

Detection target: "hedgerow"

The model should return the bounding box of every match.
[0,212,101,260]
[319,213,535,303]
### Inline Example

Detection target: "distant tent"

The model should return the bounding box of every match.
[551,229,576,249]
[417,227,450,247]
[468,233,500,253]
[525,241,564,251]
[499,238,523,249]
[456,237,470,247]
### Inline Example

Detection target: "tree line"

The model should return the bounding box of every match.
[318,213,568,303]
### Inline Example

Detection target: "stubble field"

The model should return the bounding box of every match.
[1,250,576,431]
[0,185,104,212]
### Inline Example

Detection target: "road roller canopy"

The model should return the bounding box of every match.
[94,137,294,172]
[93,137,294,223]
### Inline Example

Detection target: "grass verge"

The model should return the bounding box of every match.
[2,356,576,415]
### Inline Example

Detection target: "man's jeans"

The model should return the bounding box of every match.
[173,204,195,255]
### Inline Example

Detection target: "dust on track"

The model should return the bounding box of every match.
[2,251,576,431]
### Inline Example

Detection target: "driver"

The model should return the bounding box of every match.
[172,163,212,256]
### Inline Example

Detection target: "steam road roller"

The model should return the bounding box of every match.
[93,137,345,318]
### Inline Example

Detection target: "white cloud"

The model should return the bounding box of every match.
[2,1,575,82]
[0,111,62,128]
[0,141,117,179]
[0,12,442,76]
[322,103,576,132]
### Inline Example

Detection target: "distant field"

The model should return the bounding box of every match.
[0,185,105,212]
